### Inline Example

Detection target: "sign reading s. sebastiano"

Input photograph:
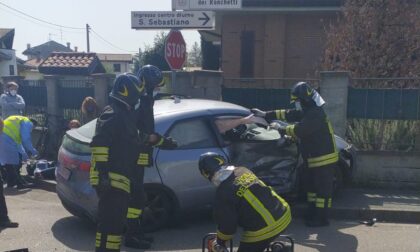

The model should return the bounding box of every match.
[131,11,214,29]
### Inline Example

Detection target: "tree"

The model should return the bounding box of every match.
[322,0,420,87]
[137,32,170,71]
[187,41,202,67]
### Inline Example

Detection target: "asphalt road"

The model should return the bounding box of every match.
[1,184,420,252]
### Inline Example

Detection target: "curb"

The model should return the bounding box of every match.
[291,203,420,224]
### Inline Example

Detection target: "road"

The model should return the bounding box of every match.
[1,185,420,252]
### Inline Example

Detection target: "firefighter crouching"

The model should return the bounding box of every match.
[252,82,338,227]
[125,65,177,249]
[90,73,147,252]
[199,152,292,252]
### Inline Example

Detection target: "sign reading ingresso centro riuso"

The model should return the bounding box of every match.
[173,0,242,10]
[131,11,215,29]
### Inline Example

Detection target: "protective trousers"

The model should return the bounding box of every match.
[95,188,129,252]
[126,167,146,232]
[305,163,334,219]
[0,174,8,221]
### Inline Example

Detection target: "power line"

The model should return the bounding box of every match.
[0,6,84,34]
[90,28,137,54]
[0,1,84,30]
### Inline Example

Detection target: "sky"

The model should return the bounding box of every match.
[0,0,201,59]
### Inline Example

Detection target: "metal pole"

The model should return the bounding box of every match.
[86,24,90,52]
[171,69,176,93]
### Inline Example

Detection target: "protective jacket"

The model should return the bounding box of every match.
[136,93,155,166]
[214,167,291,243]
[90,103,145,193]
[265,106,338,168]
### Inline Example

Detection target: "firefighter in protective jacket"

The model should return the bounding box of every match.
[199,152,291,252]
[252,82,338,227]
[124,65,177,249]
[90,73,147,252]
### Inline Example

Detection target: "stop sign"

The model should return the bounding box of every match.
[165,30,186,70]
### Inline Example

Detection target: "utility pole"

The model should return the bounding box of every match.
[86,24,90,52]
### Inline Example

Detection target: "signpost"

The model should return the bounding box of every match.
[165,30,187,90]
[172,0,242,10]
[131,11,215,29]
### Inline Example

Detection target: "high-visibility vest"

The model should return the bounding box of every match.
[3,116,30,144]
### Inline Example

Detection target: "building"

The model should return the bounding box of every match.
[0,28,17,79]
[199,0,344,88]
[97,53,133,74]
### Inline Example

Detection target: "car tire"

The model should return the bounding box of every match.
[142,185,175,233]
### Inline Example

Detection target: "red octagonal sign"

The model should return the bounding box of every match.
[165,30,186,70]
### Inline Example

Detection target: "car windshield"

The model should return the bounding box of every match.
[66,119,97,144]
[214,116,280,142]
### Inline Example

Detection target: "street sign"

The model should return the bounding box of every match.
[131,11,215,30]
[165,30,186,70]
[173,0,242,10]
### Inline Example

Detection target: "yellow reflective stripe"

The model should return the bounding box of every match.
[155,137,164,146]
[106,242,120,250]
[109,172,130,193]
[95,240,100,248]
[307,192,316,202]
[308,152,339,168]
[94,155,109,162]
[91,147,109,155]
[107,234,121,243]
[270,190,289,209]
[285,125,296,138]
[127,208,142,219]
[96,232,101,240]
[137,153,149,165]
[291,94,297,101]
[275,110,286,120]
[316,198,326,208]
[217,230,234,241]
[327,119,337,151]
[241,205,291,243]
[243,190,275,225]
[328,198,332,208]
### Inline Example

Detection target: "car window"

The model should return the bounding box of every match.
[167,119,217,149]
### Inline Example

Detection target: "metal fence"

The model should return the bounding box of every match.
[20,80,47,126]
[58,78,94,121]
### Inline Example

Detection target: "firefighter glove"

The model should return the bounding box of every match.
[251,108,267,117]
[269,122,287,136]
[208,238,228,252]
[160,137,178,150]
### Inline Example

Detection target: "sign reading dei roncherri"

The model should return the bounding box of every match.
[173,0,242,10]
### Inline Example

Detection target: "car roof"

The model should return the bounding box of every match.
[66,98,250,143]
[153,98,249,116]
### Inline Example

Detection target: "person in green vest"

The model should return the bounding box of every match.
[0,115,38,189]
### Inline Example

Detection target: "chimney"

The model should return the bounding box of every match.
[66,42,71,49]
[27,43,31,49]
[74,46,78,52]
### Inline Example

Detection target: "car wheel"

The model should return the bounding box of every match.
[142,186,175,233]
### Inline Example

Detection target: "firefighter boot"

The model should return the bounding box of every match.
[304,202,316,222]
[124,219,152,249]
[305,207,329,227]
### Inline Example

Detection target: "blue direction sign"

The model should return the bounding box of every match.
[131,11,215,30]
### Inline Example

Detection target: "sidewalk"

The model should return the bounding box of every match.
[292,187,420,223]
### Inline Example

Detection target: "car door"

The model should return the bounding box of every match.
[155,116,228,210]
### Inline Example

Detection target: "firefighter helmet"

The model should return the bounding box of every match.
[198,152,227,181]
[137,65,164,91]
[290,82,315,104]
[110,73,145,107]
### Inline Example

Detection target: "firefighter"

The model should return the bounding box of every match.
[124,65,177,249]
[90,73,148,252]
[252,82,338,227]
[199,152,292,252]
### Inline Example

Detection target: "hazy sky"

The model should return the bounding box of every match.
[0,0,200,58]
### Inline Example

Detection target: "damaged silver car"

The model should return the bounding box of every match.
[56,98,355,232]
